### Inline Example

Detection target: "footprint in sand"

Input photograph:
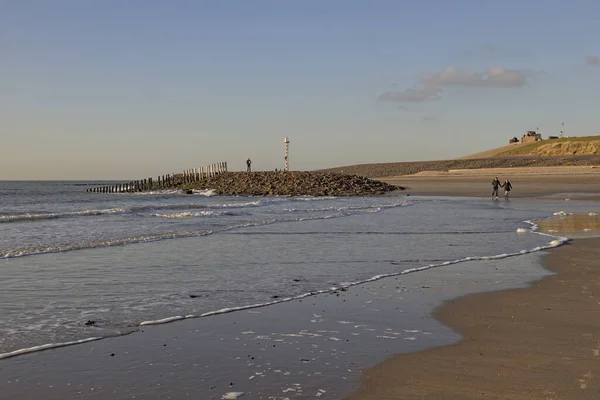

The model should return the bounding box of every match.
[578,372,593,390]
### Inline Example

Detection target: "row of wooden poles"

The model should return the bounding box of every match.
[182,162,228,183]
[86,162,228,193]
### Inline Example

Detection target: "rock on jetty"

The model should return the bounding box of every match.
[185,172,401,196]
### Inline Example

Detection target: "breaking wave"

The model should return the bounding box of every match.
[148,211,236,219]
[0,199,278,224]
[0,199,410,259]
[0,208,127,223]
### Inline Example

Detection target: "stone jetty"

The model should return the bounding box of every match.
[184,172,401,196]
[86,162,402,196]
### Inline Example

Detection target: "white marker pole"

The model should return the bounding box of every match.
[560,122,564,138]
[284,137,290,171]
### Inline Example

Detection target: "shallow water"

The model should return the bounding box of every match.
[1,181,599,359]
[0,252,554,400]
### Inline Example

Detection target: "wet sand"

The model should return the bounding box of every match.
[348,238,600,400]
[381,167,600,200]
[0,251,552,399]
[536,213,600,237]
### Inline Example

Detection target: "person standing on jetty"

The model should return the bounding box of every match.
[246,158,252,172]
[491,177,501,200]
[501,179,512,200]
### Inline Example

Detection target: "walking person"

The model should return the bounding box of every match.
[246,158,252,172]
[491,177,501,200]
[502,179,512,200]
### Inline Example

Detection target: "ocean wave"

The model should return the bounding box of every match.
[131,189,217,197]
[148,210,235,219]
[193,189,217,196]
[0,195,372,225]
[0,199,274,224]
[289,196,338,201]
[128,200,266,212]
[0,230,213,259]
[0,208,127,223]
[281,199,408,215]
[283,204,373,213]
[1,200,411,259]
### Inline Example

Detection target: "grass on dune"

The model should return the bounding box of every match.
[497,135,600,156]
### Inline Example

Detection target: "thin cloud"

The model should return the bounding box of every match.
[420,66,527,88]
[422,116,436,121]
[378,86,442,103]
[378,65,528,105]
[586,56,599,66]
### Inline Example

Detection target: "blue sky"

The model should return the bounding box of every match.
[2,0,599,179]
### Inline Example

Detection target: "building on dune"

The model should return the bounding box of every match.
[509,124,565,145]
[521,130,543,143]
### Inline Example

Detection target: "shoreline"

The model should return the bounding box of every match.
[0,200,572,400]
[347,236,600,400]
[0,212,568,362]
[380,169,600,200]
[1,198,598,399]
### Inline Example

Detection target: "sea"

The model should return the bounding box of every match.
[1,180,599,368]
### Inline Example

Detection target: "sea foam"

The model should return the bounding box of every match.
[1,200,410,259]
[0,337,102,360]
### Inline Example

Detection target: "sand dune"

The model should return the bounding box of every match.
[459,143,522,159]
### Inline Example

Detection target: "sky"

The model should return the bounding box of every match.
[2,0,600,179]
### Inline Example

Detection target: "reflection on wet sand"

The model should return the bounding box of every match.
[536,213,600,237]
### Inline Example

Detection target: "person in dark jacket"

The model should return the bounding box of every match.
[246,158,252,172]
[491,177,501,200]
[501,179,512,199]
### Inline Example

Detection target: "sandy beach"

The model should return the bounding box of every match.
[381,166,600,200]
[348,237,600,400]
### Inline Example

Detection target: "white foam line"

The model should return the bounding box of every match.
[0,208,127,223]
[139,316,186,326]
[0,337,102,360]
[1,200,411,259]
[292,196,338,201]
[149,210,230,219]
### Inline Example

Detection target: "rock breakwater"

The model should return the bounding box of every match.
[185,172,400,196]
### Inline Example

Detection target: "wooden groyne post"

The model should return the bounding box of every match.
[86,161,228,193]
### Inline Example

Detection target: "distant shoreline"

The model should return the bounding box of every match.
[380,166,600,200]
[321,155,600,178]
